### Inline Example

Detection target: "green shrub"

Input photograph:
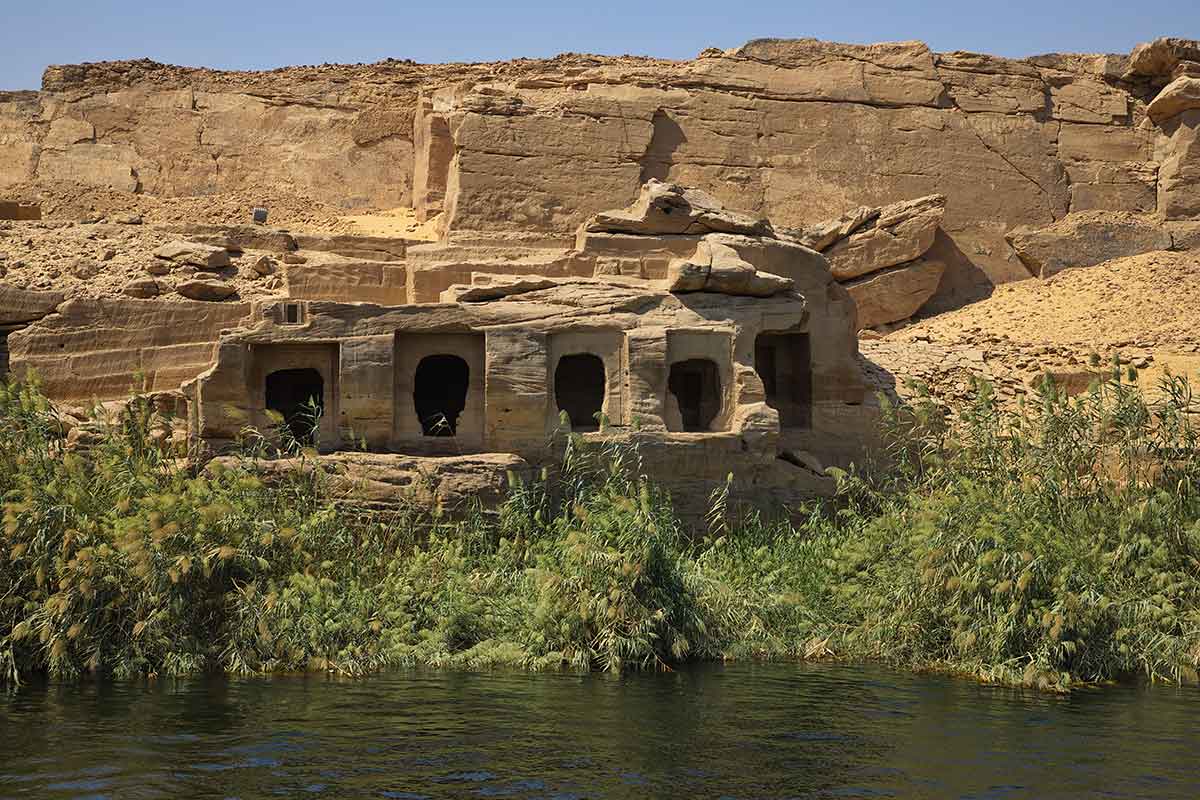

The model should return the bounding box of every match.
[1,366,1198,691]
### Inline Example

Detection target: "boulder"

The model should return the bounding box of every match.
[818,195,945,281]
[789,205,880,252]
[1126,37,1200,81]
[176,279,237,301]
[68,258,101,280]
[664,237,793,297]
[843,258,946,329]
[252,255,276,276]
[152,240,232,270]
[585,179,774,238]
[1006,212,1173,278]
[121,278,161,299]
[1148,76,1200,125]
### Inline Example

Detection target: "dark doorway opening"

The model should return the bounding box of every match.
[555,353,606,431]
[755,332,812,429]
[668,358,722,432]
[265,368,325,444]
[414,354,469,436]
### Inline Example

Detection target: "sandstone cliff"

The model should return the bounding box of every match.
[3,36,1199,318]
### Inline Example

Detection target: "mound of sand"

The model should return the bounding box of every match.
[863,251,1200,408]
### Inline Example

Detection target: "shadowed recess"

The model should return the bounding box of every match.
[414,354,469,436]
[265,368,324,444]
[668,358,721,432]
[555,353,606,431]
[755,331,812,429]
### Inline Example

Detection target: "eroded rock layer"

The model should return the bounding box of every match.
[3,36,1199,314]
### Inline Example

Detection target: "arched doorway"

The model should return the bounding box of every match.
[668,358,722,432]
[555,353,606,431]
[265,368,325,444]
[413,354,470,436]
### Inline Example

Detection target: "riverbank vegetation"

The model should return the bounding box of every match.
[1,362,1199,691]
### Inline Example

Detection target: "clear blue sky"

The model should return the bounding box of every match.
[2,0,1198,90]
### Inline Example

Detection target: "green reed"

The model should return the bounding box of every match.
[0,363,1197,691]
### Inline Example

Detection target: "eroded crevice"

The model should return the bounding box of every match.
[638,109,687,185]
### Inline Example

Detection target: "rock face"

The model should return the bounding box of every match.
[1006,212,1174,277]
[2,35,1198,313]
[0,282,63,325]
[1157,109,1200,220]
[2,34,1199,516]
[170,185,869,515]
[7,298,252,400]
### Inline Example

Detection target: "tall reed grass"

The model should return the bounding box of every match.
[0,362,1197,691]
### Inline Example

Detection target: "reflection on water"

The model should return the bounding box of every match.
[2,662,1199,799]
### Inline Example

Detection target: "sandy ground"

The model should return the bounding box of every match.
[863,250,1200,408]
[338,207,441,240]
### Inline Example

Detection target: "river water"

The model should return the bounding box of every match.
[2,662,1199,799]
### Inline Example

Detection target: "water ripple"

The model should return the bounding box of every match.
[2,663,1200,799]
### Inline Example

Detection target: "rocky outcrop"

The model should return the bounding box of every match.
[1148,76,1200,124]
[1126,38,1200,82]
[664,237,793,297]
[2,36,1197,317]
[786,194,947,328]
[0,282,63,325]
[810,195,946,282]
[582,181,793,298]
[585,181,774,238]
[218,452,532,514]
[1006,212,1174,277]
[8,298,252,401]
[1157,109,1200,220]
[844,259,946,329]
[189,265,862,512]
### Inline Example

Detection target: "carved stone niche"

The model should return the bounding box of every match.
[546,330,626,433]
[392,332,486,454]
[249,343,341,450]
[664,329,734,434]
